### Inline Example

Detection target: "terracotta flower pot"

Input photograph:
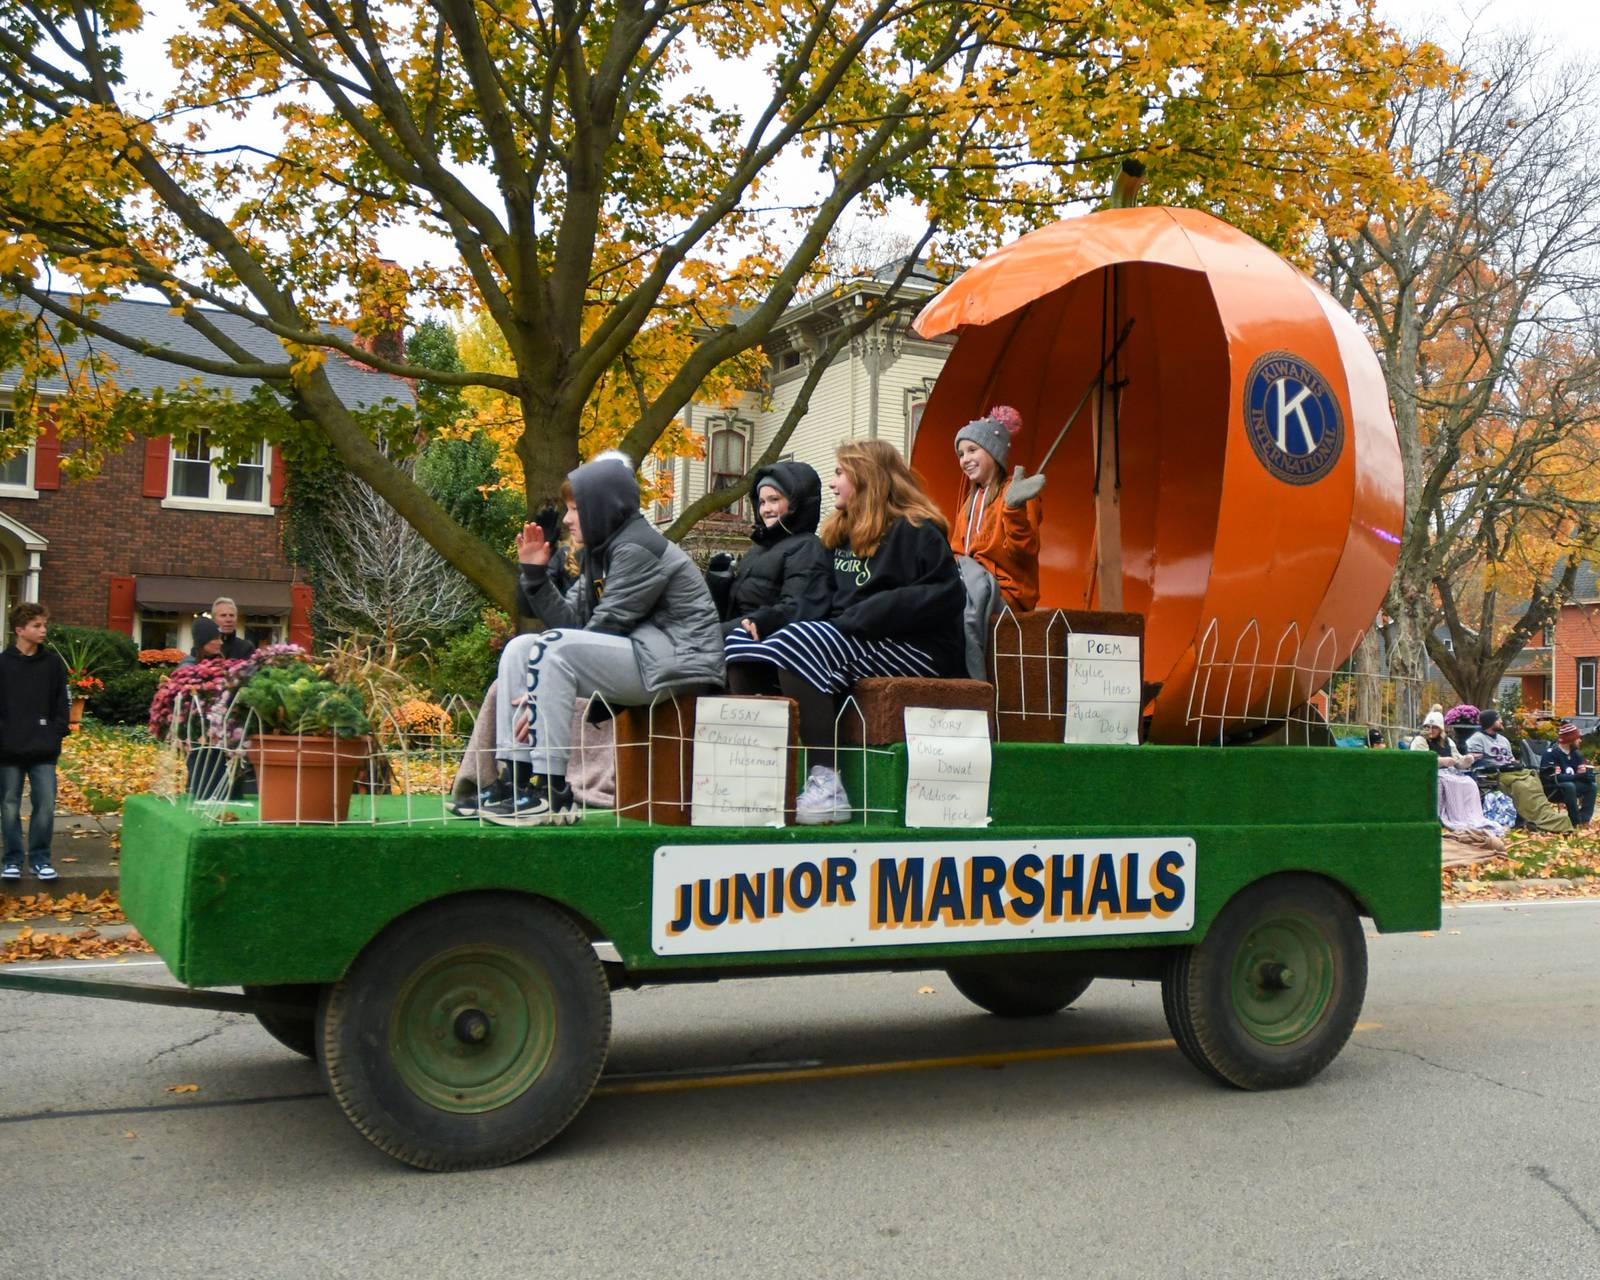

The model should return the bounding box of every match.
[246,734,373,823]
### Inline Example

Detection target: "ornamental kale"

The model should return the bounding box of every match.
[229,661,372,739]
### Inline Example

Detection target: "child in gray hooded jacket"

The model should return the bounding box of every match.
[480,453,724,825]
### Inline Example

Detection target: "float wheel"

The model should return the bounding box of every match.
[319,894,610,1170]
[244,984,321,1059]
[1162,874,1366,1089]
[946,959,1094,1018]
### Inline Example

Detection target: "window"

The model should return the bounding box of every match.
[166,430,270,510]
[1579,659,1596,718]
[710,426,746,492]
[0,571,25,625]
[779,351,802,372]
[137,611,182,651]
[0,410,33,493]
[905,383,936,454]
[243,615,282,648]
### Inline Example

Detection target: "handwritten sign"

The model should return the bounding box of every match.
[904,706,992,828]
[1066,633,1142,746]
[691,697,791,827]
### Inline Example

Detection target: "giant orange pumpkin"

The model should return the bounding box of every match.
[912,207,1402,742]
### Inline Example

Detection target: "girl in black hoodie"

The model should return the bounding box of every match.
[726,440,964,824]
[707,460,833,641]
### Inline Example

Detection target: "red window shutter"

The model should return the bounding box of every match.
[142,436,170,498]
[269,445,286,506]
[288,583,314,650]
[108,575,136,635]
[33,411,61,490]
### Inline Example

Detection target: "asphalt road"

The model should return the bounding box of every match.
[2,901,1598,1279]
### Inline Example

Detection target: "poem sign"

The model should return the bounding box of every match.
[1065,633,1142,745]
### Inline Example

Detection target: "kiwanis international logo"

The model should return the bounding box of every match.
[1243,351,1344,485]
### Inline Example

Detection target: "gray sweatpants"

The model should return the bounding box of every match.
[495,629,649,777]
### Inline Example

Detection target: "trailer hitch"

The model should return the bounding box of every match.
[0,969,310,1018]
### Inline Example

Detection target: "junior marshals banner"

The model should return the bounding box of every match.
[652,838,1196,956]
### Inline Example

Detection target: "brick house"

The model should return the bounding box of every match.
[1552,563,1600,731]
[0,296,411,649]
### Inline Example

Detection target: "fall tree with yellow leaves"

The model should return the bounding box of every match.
[1321,29,1600,708]
[0,0,1440,611]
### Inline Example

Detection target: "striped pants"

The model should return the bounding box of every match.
[724,619,938,692]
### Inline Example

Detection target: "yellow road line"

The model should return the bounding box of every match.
[594,1021,1382,1096]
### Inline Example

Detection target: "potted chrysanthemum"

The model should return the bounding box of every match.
[231,660,374,822]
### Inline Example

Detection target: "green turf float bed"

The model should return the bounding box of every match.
[111,740,1443,1169]
[121,742,1440,991]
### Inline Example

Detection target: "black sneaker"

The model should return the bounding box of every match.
[446,778,511,818]
[480,777,577,827]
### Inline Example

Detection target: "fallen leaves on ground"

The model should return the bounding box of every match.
[165,1084,199,1094]
[1443,824,1600,899]
[0,925,152,964]
[0,891,125,923]
[385,755,455,796]
[57,728,165,814]
[1445,876,1600,901]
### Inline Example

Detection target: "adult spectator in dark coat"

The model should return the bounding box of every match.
[211,597,256,660]
[1539,721,1596,827]
[178,617,225,667]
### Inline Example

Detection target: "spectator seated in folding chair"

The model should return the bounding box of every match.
[1467,709,1572,833]
[1538,721,1596,828]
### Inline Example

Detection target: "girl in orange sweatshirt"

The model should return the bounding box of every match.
[950,405,1044,611]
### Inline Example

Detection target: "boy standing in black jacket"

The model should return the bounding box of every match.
[0,603,70,882]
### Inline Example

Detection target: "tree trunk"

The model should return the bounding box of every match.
[1352,627,1384,728]
[518,407,582,517]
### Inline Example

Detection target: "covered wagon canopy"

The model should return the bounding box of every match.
[912,208,1402,742]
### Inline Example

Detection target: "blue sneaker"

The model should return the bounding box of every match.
[32,862,58,882]
[1,862,20,882]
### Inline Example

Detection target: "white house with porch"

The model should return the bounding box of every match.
[653,269,954,528]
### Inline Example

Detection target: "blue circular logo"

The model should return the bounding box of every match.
[1243,351,1344,485]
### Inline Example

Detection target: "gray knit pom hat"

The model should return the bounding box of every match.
[954,404,1023,471]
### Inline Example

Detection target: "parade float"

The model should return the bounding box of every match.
[1,209,1438,1172]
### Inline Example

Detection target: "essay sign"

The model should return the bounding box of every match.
[691,696,790,827]
[652,838,1196,955]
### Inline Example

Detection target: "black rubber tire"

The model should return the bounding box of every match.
[319,894,611,1171]
[244,984,321,1060]
[946,960,1094,1018]
[1161,874,1366,1090]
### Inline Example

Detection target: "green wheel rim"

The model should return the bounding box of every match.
[390,945,557,1113]
[1229,914,1335,1045]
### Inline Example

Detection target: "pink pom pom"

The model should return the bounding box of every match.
[988,404,1023,436]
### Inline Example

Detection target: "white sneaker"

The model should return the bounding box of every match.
[795,765,851,826]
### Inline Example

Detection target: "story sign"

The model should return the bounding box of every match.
[651,838,1196,955]
[903,706,991,828]
[1065,632,1142,745]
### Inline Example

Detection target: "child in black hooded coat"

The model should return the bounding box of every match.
[708,461,833,641]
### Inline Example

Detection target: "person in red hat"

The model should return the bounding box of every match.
[1539,721,1595,826]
